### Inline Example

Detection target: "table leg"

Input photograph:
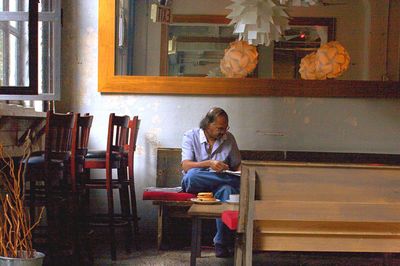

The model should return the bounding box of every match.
[157,204,164,250]
[190,217,202,266]
[196,219,202,257]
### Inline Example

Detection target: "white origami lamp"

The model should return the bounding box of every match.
[226,0,290,46]
[220,40,258,78]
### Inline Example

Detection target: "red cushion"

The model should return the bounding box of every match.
[143,191,196,201]
[222,210,239,230]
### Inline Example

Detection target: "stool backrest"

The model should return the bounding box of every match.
[44,111,75,161]
[71,113,93,158]
[71,113,93,192]
[107,113,130,159]
[125,116,140,177]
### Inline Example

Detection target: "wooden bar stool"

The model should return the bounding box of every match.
[70,113,94,264]
[122,116,140,246]
[82,113,133,261]
[71,113,93,194]
[25,110,75,263]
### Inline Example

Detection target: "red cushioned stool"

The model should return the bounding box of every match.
[222,210,239,230]
[143,190,196,249]
[142,191,195,201]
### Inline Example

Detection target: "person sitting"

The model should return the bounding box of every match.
[181,107,241,258]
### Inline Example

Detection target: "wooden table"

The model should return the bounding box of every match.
[188,202,238,266]
[0,103,46,157]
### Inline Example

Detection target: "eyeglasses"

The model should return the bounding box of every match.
[211,124,230,133]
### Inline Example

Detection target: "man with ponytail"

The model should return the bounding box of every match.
[181,107,241,258]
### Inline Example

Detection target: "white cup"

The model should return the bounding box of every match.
[229,194,239,202]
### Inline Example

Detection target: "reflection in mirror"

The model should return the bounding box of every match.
[166,24,235,77]
[114,0,394,81]
[163,16,334,79]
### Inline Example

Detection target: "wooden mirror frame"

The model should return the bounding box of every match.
[98,0,400,97]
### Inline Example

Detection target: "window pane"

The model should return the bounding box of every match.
[0,21,29,86]
[9,1,18,11]
[39,0,54,12]
[38,21,54,94]
[0,0,29,12]
[10,20,17,28]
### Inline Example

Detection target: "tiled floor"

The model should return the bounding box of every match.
[93,246,398,266]
[90,229,399,266]
[38,222,399,265]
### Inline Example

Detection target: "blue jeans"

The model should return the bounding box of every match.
[181,168,240,246]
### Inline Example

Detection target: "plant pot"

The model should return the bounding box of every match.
[0,252,45,266]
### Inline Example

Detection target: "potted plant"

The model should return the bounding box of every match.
[0,142,45,266]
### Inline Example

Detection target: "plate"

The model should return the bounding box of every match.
[225,199,239,204]
[190,198,221,204]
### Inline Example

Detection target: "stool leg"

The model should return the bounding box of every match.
[107,167,117,261]
[80,169,94,265]
[71,190,81,264]
[128,170,140,250]
[157,204,164,250]
[118,167,133,252]
[44,169,59,265]
[82,169,91,223]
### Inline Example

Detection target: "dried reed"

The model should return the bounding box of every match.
[0,139,44,259]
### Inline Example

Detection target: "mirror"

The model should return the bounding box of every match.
[159,16,334,79]
[98,0,400,97]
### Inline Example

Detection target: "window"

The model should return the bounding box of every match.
[0,0,61,100]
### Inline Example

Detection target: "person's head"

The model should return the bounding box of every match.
[200,107,229,140]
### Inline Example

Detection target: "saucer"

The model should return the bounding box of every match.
[225,199,239,204]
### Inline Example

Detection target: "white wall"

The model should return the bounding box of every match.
[60,1,400,237]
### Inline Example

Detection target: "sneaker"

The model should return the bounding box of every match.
[215,243,232,258]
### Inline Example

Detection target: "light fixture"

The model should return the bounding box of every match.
[315,41,350,79]
[226,0,290,46]
[299,52,319,80]
[279,0,321,6]
[299,41,350,80]
[220,40,258,78]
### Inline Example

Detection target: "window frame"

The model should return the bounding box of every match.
[0,0,61,100]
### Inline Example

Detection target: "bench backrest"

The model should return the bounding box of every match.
[156,147,400,188]
[156,148,182,187]
[156,148,286,187]
[240,162,400,223]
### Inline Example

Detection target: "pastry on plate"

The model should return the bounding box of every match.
[196,192,216,202]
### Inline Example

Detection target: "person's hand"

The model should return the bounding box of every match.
[209,160,229,172]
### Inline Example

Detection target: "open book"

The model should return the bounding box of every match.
[222,170,241,177]
[209,169,241,177]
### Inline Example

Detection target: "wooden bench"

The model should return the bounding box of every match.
[235,161,400,266]
[145,148,284,249]
[147,148,400,250]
